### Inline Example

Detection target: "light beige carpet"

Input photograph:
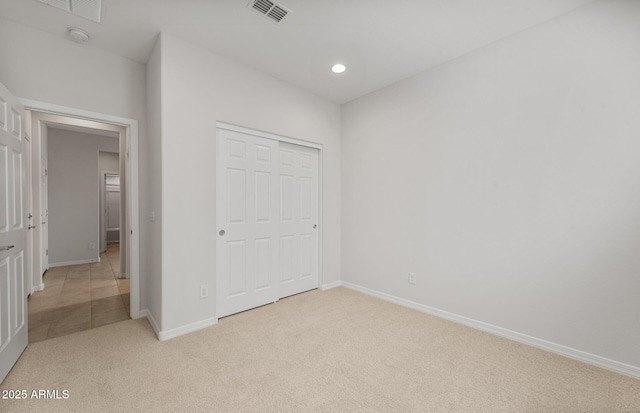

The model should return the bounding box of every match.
[1,287,639,412]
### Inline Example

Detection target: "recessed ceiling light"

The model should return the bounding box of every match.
[67,27,90,43]
[331,64,346,74]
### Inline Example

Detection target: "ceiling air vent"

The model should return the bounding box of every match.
[37,0,103,23]
[248,0,290,24]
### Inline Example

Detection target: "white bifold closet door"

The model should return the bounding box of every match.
[278,142,319,299]
[216,129,280,318]
[216,128,319,318]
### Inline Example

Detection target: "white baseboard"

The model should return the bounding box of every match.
[140,309,218,341]
[320,280,343,291]
[158,317,218,341]
[140,309,161,339]
[166,318,217,341]
[49,258,99,267]
[341,281,640,380]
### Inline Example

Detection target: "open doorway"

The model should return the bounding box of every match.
[23,103,139,342]
[101,169,121,253]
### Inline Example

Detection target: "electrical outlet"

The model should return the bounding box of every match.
[200,284,209,299]
[88,242,96,250]
[408,272,416,285]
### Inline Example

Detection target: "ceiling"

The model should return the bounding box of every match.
[0,0,596,104]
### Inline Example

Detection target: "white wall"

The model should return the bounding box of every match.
[48,129,118,264]
[0,18,150,309]
[0,18,145,121]
[342,0,640,369]
[158,33,341,332]
[99,151,119,174]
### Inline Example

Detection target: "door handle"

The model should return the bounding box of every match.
[28,225,36,230]
[0,245,15,251]
[219,230,226,236]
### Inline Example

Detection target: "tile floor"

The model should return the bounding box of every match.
[28,244,130,343]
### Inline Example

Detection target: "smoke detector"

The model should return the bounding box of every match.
[67,27,90,42]
[248,0,290,24]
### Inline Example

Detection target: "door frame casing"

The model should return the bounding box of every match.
[38,155,47,287]
[24,134,34,296]
[20,99,141,319]
[215,121,324,318]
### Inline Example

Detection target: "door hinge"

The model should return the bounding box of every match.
[46,249,48,256]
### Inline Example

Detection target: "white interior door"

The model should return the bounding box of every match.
[0,81,28,383]
[216,126,321,317]
[278,142,319,298]
[216,128,280,318]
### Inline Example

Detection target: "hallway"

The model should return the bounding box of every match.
[27,244,130,343]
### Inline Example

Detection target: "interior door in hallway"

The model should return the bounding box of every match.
[278,142,319,298]
[216,128,280,318]
[0,81,28,383]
